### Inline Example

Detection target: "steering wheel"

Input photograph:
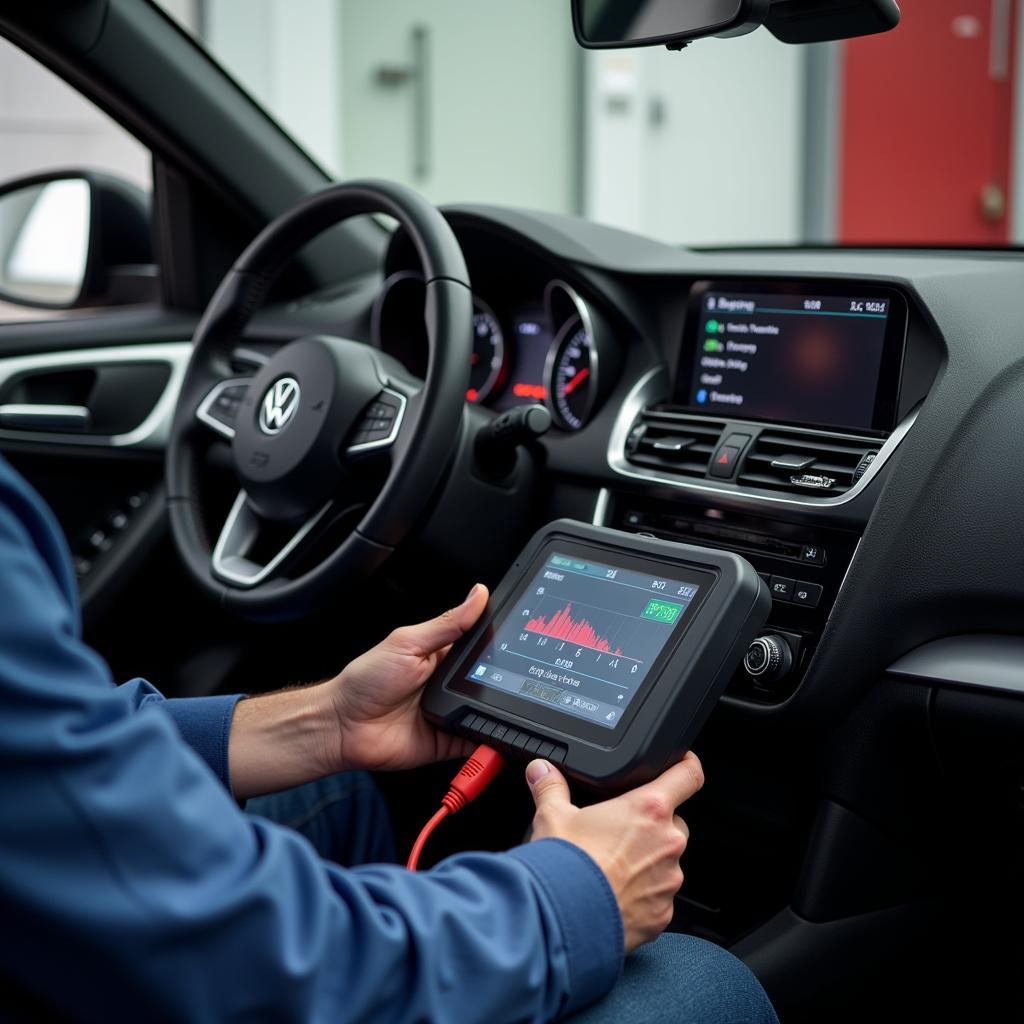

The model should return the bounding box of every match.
[166,180,472,620]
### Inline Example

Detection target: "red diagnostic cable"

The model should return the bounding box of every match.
[406,744,506,871]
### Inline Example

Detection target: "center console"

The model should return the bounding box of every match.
[604,278,934,704]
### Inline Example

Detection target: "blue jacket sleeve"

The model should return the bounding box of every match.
[0,463,624,1022]
[120,679,245,791]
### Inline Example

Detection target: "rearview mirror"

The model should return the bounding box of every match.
[571,0,902,49]
[572,0,769,49]
[0,171,154,310]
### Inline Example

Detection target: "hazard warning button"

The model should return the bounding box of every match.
[708,433,751,479]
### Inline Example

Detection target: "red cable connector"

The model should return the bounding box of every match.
[406,744,506,871]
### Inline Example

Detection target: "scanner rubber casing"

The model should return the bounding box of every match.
[422,519,770,790]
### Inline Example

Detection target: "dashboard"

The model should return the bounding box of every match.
[360,212,946,714]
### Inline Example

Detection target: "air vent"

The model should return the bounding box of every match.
[737,430,879,497]
[625,406,723,478]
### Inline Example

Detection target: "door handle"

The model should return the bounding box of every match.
[980,182,1007,223]
[371,25,431,181]
[0,403,92,431]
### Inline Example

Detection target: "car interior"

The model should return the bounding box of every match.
[1,0,1022,1019]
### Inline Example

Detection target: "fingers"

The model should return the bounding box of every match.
[672,814,689,841]
[526,759,572,812]
[394,584,489,655]
[640,752,705,812]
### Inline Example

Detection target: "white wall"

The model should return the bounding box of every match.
[584,30,806,246]
[0,36,151,190]
[338,0,578,212]
[204,0,342,174]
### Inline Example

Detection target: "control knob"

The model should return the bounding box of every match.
[743,635,793,683]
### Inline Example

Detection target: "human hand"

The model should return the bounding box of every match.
[526,752,703,953]
[325,584,489,772]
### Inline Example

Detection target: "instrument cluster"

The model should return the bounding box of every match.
[372,274,613,431]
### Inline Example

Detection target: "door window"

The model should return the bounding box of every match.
[0,36,153,322]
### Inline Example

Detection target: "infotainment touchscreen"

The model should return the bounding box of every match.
[678,282,907,434]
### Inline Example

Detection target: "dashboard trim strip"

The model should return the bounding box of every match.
[607,367,918,510]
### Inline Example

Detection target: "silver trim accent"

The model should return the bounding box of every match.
[592,487,611,526]
[0,403,91,431]
[211,490,332,588]
[743,636,780,679]
[889,635,1024,697]
[543,280,599,431]
[346,386,408,454]
[0,342,191,449]
[196,377,252,440]
[607,367,919,510]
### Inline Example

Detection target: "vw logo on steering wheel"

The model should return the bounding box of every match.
[259,377,301,435]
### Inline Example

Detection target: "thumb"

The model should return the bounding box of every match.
[526,759,571,811]
[397,584,489,655]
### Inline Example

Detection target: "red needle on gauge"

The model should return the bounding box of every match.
[564,367,590,394]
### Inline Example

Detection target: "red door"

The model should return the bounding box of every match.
[839,0,1017,244]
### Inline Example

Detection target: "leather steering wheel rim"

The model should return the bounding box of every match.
[166,179,472,621]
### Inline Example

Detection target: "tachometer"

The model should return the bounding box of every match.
[547,317,597,430]
[373,273,507,404]
[468,299,507,403]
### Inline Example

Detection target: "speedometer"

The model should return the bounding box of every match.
[547,317,597,431]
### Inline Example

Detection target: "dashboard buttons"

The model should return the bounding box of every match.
[709,433,751,479]
[710,444,741,478]
[724,432,752,449]
[769,576,794,600]
[800,544,826,565]
[792,582,823,608]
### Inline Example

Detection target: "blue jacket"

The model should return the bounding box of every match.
[0,454,623,1022]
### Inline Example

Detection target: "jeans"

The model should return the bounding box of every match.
[248,776,779,1024]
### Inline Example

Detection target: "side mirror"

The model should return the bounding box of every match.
[0,170,155,310]
[572,0,769,49]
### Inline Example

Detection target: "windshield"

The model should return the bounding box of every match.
[158,1,1019,249]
